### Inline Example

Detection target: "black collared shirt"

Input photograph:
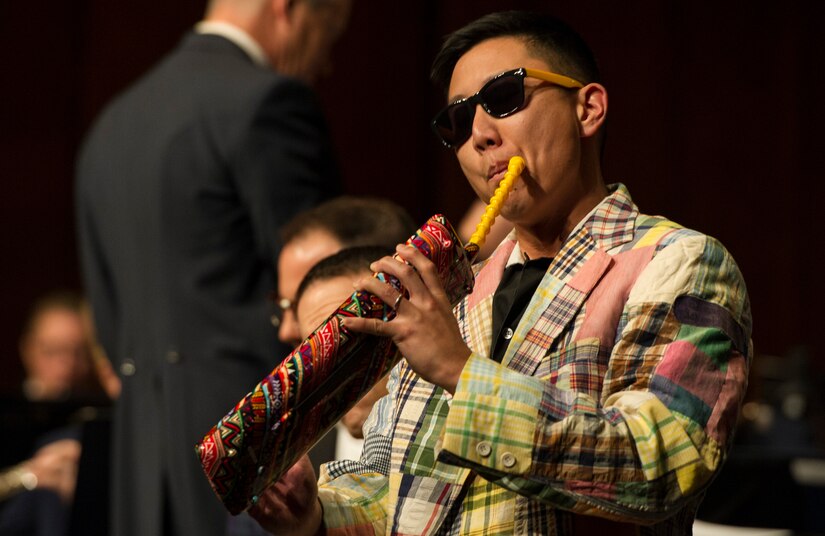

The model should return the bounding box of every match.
[490,256,552,363]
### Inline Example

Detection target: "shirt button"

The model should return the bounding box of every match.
[166,350,181,364]
[476,441,492,458]
[501,452,517,468]
[504,328,514,340]
[120,359,136,377]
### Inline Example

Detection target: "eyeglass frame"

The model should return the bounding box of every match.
[268,293,295,329]
[431,67,585,149]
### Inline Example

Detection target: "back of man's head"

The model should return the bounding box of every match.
[294,245,390,307]
[204,0,351,84]
[430,11,600,95]
[280,196,415,251]
[276,197,413,346]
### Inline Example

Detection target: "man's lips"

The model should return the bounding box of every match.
[486,162,510,183]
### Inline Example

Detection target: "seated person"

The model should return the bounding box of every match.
[1,291,107,534]
[276,196,414,347]
[275,196,413,470]
[292,246,393,459]
[18,291,95,402]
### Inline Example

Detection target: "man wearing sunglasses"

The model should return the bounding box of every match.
[249,11,752,536]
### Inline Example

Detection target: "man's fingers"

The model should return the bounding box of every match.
[396,245,448,302]
[355,276,407,314]
[343,316,387,337]
[369,253,428,300]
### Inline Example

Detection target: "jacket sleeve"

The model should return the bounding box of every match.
[315,360,403,534]
[75,168,119,363]
[437,234,752,523]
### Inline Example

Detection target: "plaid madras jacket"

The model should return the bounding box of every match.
[316,184,752,535]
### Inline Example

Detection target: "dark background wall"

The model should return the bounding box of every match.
[2,1,823,391]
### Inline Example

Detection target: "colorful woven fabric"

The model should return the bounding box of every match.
[196,215,474,515]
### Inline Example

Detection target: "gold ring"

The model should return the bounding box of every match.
[393,293,403,310]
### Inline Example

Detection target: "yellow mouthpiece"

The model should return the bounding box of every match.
[465,156,524,260]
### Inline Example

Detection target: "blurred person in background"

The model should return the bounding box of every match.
[0,290,106,535]
[275,196,415,347]
[292,246,393,462]
[75,0,350,533]
[273,197,414,471]
[18,291,93,403]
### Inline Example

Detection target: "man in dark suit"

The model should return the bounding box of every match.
[75,0,350,534]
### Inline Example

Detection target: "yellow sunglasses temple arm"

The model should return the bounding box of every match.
[523,67,584,89]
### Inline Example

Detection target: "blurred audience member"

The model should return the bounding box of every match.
[274,196,413,471]
[0,437,81,536]
[0,438,81,505]
[1,290,105,469]
[0,290,107,535]
[18,291,93,402]
[276,196,415,347]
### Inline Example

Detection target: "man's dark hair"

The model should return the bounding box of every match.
[431,11,601,95]
[280,196,415,250]
[294,245,390,308]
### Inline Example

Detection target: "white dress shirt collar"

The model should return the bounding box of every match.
[194,21,269,68]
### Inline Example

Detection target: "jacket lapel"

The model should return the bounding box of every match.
[504,227,612,376]
[456,238,516,360]
[503,184,638,376]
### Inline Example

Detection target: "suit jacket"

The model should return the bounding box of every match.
[76,32,340,536]
[317,184,752,535]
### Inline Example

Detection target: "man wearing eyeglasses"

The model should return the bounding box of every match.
[272,196,414,475]
[249,11,752,535]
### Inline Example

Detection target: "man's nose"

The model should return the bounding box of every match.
[278,309,302,347]
[470,104,502,150]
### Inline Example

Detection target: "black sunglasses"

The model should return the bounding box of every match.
[431,67,584,149]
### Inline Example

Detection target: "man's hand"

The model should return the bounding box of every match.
[248,455,323,536]
[343,245,472,394]
[23,438,81,503]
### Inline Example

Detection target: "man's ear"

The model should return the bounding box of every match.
[577,83,607,140]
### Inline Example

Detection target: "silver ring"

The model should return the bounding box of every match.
[392,293,404,310]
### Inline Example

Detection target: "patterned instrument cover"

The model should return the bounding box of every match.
[195,215,474,514]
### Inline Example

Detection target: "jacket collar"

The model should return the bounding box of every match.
[463,183,638,373]
[473,183,637,301]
